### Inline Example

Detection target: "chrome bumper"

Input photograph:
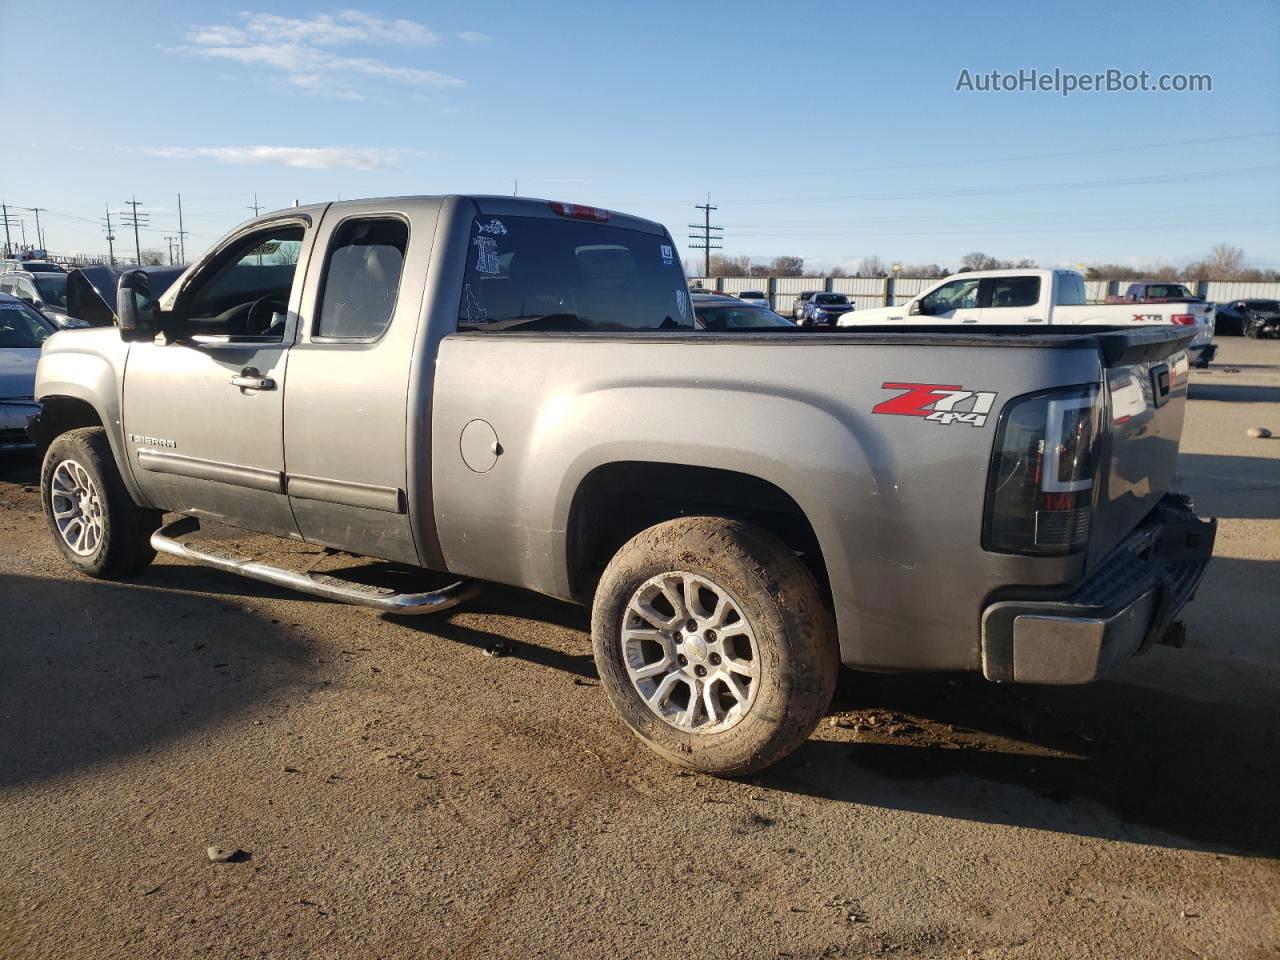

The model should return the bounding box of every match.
[981,495,1216,684]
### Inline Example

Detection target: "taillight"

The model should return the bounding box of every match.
[549,201,611,222]
[1170,313,1195,326]
[983,385,1103,555]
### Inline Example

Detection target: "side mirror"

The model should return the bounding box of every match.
[908,300,924,316]
[116,270,153,340]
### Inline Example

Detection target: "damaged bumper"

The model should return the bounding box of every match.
[981,494,1216,684]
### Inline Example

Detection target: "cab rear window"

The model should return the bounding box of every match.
[457,215,692,332]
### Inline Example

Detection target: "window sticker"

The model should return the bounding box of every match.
[660,243,674,266]
[472,235,499,275]
[478,218,508,237]
[0,302,22,309]
[461,283,488,323]
[675,289,689,322]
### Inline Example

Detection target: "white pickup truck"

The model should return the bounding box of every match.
[840,269,1216,366]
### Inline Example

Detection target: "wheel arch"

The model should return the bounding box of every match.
[565,461,830,609]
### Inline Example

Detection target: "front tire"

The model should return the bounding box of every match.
[41,427,162,579]
[591,516,838,776]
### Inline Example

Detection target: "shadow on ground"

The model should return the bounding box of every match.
[0,573,313,788]
[1188,382,1280,404]
[762,656,1280,858]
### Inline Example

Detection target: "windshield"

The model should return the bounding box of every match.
[740,291,765,298]
[814,294,849,305]
[33,274,68,309]
[23,262,64,274]
[0,300,54,347]
[1244,300,1279,311]
[696,304,796,330]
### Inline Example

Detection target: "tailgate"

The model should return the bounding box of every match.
[1088,326,1196,566]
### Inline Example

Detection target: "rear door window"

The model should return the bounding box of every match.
[458,214,690,332]
[985,276,1040,309]
[315,218,408,340]
[1055,274,1087,306]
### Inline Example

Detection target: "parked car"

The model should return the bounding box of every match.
[65,265,185,327]
[691,293,795,330]
[2,259,64,274]
[1215,298,1280,338]
[736,290,770,308]
[843,268,1218,366]
[790,290,821,321]
[28,194,1215,776]
[800,292,854,326]
[0,292,56,450]
[0,270,88,329]
[1106,281,1203,304]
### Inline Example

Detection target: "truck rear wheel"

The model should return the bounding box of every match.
[591,516,838,776]
[41,427,162,579]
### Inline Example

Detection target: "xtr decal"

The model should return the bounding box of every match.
[872,382,998,427]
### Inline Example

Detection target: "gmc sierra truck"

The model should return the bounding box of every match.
[28,195,1215,775]
[841,268,1218,367]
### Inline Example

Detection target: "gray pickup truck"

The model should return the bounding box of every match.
[28,195,1215,775]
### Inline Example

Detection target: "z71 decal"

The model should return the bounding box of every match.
[872,382,998,427]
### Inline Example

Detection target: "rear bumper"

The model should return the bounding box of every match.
[981,495,1216,684]
[1189,342,1217,366]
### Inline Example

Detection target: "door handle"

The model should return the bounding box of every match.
[231,369,276,391]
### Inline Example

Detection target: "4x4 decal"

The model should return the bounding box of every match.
[873,382,998,427]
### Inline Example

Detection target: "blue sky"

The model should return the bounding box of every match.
[8,0,1279,272]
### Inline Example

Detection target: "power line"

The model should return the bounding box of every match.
[0,202,17,257]
[24,207,47,252]
[102,203,116,266]
[121,196,149,264]
[687,196,722,278]
[721,163,1280,207]
[177,193,188,264]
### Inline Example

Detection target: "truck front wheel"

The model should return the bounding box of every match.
[40,427,162,580]
[591,516,838,776]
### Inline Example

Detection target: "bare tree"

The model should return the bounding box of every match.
[855,255,886,277]
[770,255,805,277]
[139,249,166,266]
[901,263,947,277]
[708,254,752,277]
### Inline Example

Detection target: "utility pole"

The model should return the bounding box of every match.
[0,202,16,257]
[176,193,188,264]
[19,219,26,250]
[248,193,262,217]
[163,236,176,265]
[25,207,46,253]
[102,203,117,266]
[687,195,722,279]
[121,196,148,264]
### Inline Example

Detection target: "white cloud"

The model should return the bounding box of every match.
[456,31,491,43]
[143,145,402,171]
[177,10,462,98]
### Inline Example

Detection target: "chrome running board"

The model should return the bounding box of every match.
[151,516,476,615]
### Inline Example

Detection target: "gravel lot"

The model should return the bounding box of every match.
[2,337,1277,960]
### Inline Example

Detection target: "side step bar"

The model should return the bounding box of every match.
[151,517,476,615]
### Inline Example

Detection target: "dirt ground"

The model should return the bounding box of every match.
[1,337,1277,960]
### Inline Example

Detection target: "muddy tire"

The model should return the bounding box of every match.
[591,516,839,776]
[41,427,162,579]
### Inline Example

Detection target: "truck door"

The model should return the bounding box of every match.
[913,276,982,324]
[980,274,1044,324]
[282,199,439,565]
[121,216,315,536]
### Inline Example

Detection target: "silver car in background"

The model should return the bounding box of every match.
[0,293,55,450]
